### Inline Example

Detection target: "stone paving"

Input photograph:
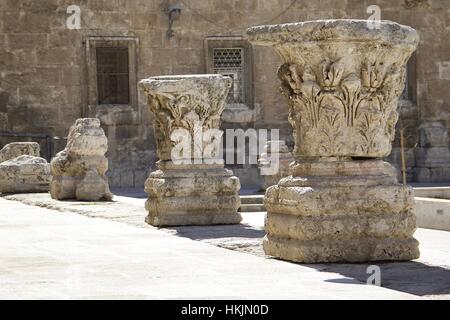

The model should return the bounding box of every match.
[1,192,450,299]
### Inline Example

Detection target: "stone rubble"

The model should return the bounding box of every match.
[0,155,50,193]
[0,142,40,163]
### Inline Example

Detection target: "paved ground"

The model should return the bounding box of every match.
[2,192,266,255]
[1,193,450,299]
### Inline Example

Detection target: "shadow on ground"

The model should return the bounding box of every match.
[39,188,450,296]
[167,220,450,297]
[307,261,450,296]
[167,223,265,240]
[111,188,147,198]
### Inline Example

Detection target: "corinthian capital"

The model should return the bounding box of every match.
[139,75,232,161]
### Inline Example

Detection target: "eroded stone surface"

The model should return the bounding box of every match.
[0,142,40,163]
[263,160,419,263]
[50,118,113,201]
[248,19,420,263]
[0,155,50,193]
[144,165,241,226]
[258,140,294,190]
[248,19,419,158]
[140,75,242,226]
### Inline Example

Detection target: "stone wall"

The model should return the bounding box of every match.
[1,0,449,187]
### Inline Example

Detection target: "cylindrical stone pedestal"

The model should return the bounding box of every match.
[139,75,242,226]
[247,19,420,262]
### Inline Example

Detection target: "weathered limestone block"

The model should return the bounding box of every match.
[0,142,40,163]
[414,121,450,182]
[50,118,113,201]
[264,159,418,262]
[139,75,242,226]
[0,155,50,193]
[248,19,420,263]
[258,140,294,190]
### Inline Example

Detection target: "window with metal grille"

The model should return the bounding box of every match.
[96,47,130,105]
[213,48,245,104]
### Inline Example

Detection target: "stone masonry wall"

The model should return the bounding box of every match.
[1,0,449,187]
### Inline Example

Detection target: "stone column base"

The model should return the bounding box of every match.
[264,159,420,263]
[145,162,242,227]
[414,147,450,182]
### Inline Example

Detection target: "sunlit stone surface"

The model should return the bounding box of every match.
[0,155,50,193]
[50,118,113,201]
[139,75,242,226]
[247,19,420,262]
[0,142,40,163]
[0,142,50,193]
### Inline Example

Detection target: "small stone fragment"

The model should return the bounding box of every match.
[0,142,40,163]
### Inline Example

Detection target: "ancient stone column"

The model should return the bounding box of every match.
[258,140,294,190]
[50,118,113,201]
[247,20,420,262]
[139,75,242,226]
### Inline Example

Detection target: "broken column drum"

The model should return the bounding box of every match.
[247,19,420,262]
[139,75,242,226]
[50,118,113,201]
